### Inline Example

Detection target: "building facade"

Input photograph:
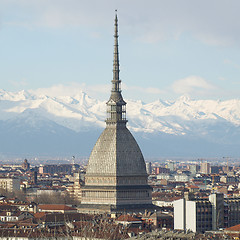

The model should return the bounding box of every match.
[38,164,72,174]
[174,193,240,232]
[146,162,152,175]
[200,162,210,174]
[224,197,240,228]
[174,196,213,233]
[81,12,152,212]
[0,177,20,192]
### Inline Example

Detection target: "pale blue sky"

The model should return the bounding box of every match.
[0,0,240,102]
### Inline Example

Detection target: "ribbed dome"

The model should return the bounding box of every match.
[86,125,147,177]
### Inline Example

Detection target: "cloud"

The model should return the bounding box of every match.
[29,83,110,100]
[171,76,216,97]
[1,0,240,46]
[28,82,164,103]
[1,0,114,29]
[25,78,234,102]
[29,83,82,97]
[224,59,240,69]
[122,83,164,94]
[123,0,240,46]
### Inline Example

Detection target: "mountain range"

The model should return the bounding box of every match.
[0,89,240,158]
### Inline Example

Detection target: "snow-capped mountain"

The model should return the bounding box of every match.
[0,89,240,157]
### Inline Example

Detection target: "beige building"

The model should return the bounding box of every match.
[67,172,82,202]
[200,162,210,174]
[0,177,20,192]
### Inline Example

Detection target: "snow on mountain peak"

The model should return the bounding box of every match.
[0,90,240,136]
[177,94,191,102]
[0,89,32,101]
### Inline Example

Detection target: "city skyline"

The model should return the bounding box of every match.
[1,1,240,102]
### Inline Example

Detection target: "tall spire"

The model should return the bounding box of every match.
[106,11,127,125]
[112,10,120,91]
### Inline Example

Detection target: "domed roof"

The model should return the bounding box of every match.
[86,125,147,177]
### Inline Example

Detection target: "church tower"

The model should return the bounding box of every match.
[81,12,152,212]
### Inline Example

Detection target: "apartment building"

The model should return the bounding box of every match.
[174,193,240,233]
[0,177,20,192]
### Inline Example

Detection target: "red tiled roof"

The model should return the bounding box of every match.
[38,204,76,211]
[34,212,46,219]
[225,224,240,232]
[116,214,141,222]
[187,185,199,189]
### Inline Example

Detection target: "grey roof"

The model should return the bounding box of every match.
[86,125,147,177]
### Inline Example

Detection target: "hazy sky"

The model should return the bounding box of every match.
[0,0,240,102]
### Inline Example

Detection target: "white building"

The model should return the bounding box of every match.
[174,174,190,182]
[146,162,152,175]
[0,177,20,192]
[0,211,33,222]
[174,193,224,233]
[156,174,174,181]
[153,199,175,207]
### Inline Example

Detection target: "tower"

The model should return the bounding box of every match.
[81,12,152,212]
[200,162,210,174]
[22,159,30,171]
